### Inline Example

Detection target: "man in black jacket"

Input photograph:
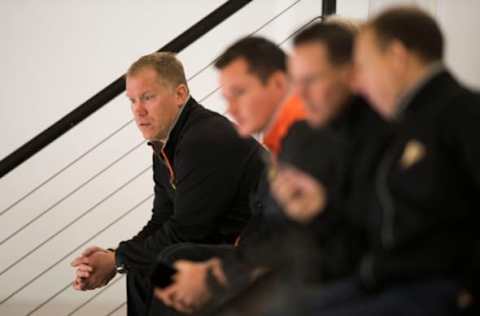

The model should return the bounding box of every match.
[271,6,479,316]
[354,6,479,313]
[70,52,264,315]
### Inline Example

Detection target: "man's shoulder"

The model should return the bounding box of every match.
[432,74,480,123]
[177,101,259,158]
[183,105,238,144]
[438,86,480,138]
[418,71,477,113]
[406,73,480,146]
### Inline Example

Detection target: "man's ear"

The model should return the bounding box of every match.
[269,71,288,93]
[175,83,189,107]
[388,39,409,74]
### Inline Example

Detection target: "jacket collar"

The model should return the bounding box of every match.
[161,96,190,147]
[328,94,370,134]
[394,63,447,120]
[148,96,198,156]
[397,69,458,121]
[164,96,198,153]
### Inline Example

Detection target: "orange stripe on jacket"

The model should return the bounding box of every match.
[262,94,307,155]
[234,94,306,248]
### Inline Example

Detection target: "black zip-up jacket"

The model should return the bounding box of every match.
[285,97,389,283]
[220,97,386,286]
[349,71,480,295]
[116,97,264,276]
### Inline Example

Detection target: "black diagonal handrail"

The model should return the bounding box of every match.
[0,9,323,308]
[0,2,309,288]
[0,0,301,219]
[0,0,252,179]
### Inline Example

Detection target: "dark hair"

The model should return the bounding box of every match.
[366,6,444,62]
[214,36,286,83]
[293,21,356,65]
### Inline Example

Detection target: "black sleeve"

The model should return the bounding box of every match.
[116,131,256,277]
[442,93,480,199]
[443,94,480,193]
[442,92,480,296]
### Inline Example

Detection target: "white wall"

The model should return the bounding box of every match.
[337,0,480,89]
[0,1,322,315]
[1,0,479,315]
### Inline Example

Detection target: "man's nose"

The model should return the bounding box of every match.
[227,99,239,116]
[350,73,362,93]
[132,101,147,116]
[294,82,308,102]
[350,68,365,94]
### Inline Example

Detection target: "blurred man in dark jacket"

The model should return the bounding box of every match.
[269,6,479,316]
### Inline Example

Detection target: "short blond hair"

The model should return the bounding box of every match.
[127,52,188,88]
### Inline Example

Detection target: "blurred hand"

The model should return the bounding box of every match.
[270,166,327,223]
[71,246,116,291]
[155,258,226,313]
[457,289,474,309]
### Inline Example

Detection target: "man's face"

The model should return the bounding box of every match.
[126,67,184,141]
[289,42,351,127]
[354,29,401,119]
[219,58,285,137]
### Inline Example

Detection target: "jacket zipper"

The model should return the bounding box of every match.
[160,149,176,190]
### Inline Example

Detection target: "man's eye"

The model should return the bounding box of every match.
[143,95,154,101]
[302,74,322,86]
[233,89,246,97]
